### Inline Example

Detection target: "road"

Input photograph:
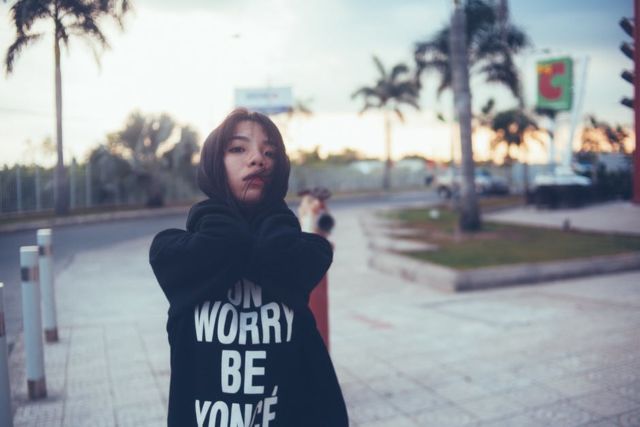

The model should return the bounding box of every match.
[0,189,439,350]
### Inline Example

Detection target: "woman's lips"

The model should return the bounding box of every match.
[247,177,265,187]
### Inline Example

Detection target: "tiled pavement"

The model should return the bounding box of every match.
[7,205,640,426]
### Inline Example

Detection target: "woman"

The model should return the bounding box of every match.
[149,108,348,427]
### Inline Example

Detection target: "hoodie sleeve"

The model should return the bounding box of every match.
[247,209,333,309]
[149,206,253,316]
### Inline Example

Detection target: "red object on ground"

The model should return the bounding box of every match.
[309,274,330,351]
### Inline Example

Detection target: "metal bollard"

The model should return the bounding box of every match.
[20,247,47,399]
[37,229,58,342]
[0,283,14,427]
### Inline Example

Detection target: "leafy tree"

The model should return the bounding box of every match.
[4,0,131,215]
[87,145,133,205]
[107,111,176,206]
[580,115,629,154]
[352,55,420,190]
[162,125,200,188]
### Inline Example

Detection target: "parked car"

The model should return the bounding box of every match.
[532,166,593,208]
[435,168,509,199]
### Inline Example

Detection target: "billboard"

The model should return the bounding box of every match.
[536,57,573,111]
[234,87,293,115]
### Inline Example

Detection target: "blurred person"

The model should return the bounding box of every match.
[149,108,348,426]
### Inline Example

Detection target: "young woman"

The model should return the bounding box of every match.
[149,109,348,427]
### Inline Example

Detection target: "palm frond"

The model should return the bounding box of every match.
[5,32,43,74]
[478,58,520,99]
[58,0,96,20]
[435,70,452,98]
[351,86,380,100]
[372,55,387,80]
[97,0,132,28]
[69,19,109,49]
[56,23,71,49]
[389,63,409,83]
[10,0,52,33]
[481,98,495,115]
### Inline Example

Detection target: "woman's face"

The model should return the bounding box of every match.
[224,120,276,205]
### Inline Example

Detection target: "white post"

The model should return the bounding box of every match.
[564,56,590,169]
[20,246,47,399]
[547,116,557,174]
[0,283,14,427]
[37,229,58,343]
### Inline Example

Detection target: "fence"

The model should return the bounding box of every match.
[0,160,438,216]
[0,161,201,216]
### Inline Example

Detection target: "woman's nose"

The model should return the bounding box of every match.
[249,150,265,166]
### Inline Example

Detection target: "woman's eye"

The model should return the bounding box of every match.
[265,150,275,158]
[229,146,244,153]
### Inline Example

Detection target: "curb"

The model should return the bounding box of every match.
[0,205,191,233]
[362,210,640,292]
[369,249,640,292]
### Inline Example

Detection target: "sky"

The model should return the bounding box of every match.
[0,0,635,167]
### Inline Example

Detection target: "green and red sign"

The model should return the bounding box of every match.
[536,57,573,111]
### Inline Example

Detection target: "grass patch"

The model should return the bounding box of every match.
[384,205,640,270]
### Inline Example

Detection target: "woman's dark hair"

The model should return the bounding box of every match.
[197,108,290,209]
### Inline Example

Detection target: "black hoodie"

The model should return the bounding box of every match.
[149,196,348,426]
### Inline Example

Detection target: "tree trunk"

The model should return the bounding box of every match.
[382,111,392,191]
[54,35,69,215]
[521,144,530,194]
[505,152,514,191]
[449,1,481,231]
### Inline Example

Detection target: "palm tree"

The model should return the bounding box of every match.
[4,0,131,215]
[415,0,529,231]
[352,55,420,190]
[491,108,540,193]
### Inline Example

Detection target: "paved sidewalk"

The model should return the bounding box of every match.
[484,201,640,235]
[7,205,640,426]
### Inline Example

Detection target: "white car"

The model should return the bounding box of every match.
[435,168,509,198]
